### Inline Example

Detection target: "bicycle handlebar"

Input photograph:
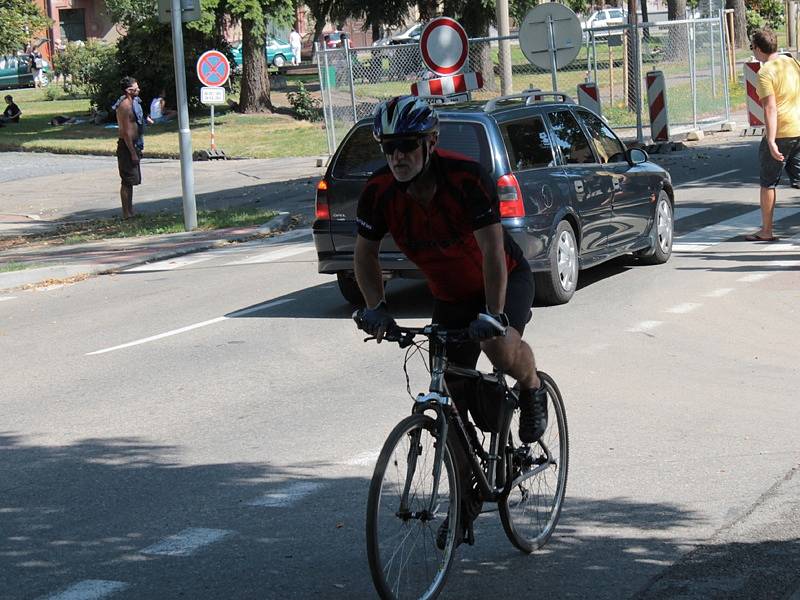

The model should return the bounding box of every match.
[353,309,488,347]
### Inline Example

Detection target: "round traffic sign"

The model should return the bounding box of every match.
[419,17,469,77]
[196,50,230,88]
[519,3,582,70]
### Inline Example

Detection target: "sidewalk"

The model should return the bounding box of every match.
[0,153,325,292]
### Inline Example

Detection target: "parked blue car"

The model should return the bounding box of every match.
[231,37,296,70]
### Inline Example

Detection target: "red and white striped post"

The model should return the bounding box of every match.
[744,61,765,127]
[411,71,483,96]
[577,82,602,116]
[646,70,669,143]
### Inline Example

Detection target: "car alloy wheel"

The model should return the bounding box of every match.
[656,196,673,254]
[274,55,285,67]
[557,229,578,292]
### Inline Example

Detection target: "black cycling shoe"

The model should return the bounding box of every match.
[518,384,548,443]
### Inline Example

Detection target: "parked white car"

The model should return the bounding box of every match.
[582,8,626,38]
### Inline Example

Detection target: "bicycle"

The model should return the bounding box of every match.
[357,318,569,600]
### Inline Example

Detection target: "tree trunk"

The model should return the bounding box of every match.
[238,18,273,113]
[666,0,689,60]
[418,0,438,22]
[726,0,747,48]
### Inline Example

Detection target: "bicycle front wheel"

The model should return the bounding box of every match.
[499,371,569,553]
[366,413,460,600]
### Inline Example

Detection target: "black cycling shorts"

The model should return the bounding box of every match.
[431,265,535,369]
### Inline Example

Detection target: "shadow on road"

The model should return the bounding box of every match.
[3,432,796,599]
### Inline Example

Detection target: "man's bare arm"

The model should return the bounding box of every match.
[474,223,507,315]
[762,94,784,161]
[354,235,384,308]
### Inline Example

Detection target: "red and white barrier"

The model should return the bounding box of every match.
[744,61,765,127]
[577,82,602,116]
[646,70,669,142]
[411,71,483,96]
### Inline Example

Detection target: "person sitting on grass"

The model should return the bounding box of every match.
[0,95,22,125]
[149,89,178,124]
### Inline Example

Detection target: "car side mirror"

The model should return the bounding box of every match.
[625,147,648,166]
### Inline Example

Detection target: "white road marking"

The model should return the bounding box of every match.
[342,451,381,466]
[627,320,663,333]
[675,169,740,188]
[666,302,702,314]
[140,527,233,557]
[704,288,735,298]
[737,273,775,283]
[39,580,128,600]
[127,255,214,272]
[247,481,323,507]
[674,207,711,219]
[85,298,294,355]
[225,243,313,265]
[674,207,800,249]
[0,296,17,302]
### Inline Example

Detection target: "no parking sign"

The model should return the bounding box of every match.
[196,50,230,87]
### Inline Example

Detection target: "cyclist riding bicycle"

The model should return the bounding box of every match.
[354,95,549,547]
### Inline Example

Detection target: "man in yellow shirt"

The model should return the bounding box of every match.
[749,28,800,241]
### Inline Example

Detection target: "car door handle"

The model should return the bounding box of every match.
[574,181,584,194]
[612,177,621,192]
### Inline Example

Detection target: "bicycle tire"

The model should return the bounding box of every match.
[499,371,569,553]
[366,413,460,600]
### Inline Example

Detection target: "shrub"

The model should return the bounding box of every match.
[43,85,60,101]
[746,9,766,39]
[53,40,118,101]
[287,82,322,121]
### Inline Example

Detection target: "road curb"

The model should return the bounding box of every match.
[0,212,294,293]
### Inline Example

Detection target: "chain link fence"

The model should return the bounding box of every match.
[317,13,731,154]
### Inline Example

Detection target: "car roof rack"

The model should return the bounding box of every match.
[483,89,574,112]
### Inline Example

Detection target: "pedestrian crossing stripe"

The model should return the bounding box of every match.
[673,206,800,252]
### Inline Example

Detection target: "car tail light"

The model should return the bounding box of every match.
[497,174,525,218]
[315,179,330,220]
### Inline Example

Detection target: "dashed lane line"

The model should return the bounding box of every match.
[0,296,17,302]
[737,272,776,283]
[140,527,233,557]
[627,320,664,333]
[85,298,294,355]
[675,169,740,188]
[673,207,800,251]
[247,481,323,507]
[38,580,128,600]
[666,302,702,314]
[703,288,735,298]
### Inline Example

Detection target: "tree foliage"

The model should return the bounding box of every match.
[0,0,51,55]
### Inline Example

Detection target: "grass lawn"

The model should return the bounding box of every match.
[0,85,327,159]
[0,206,279,251]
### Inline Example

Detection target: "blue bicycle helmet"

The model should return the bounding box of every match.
[372,96,439,141]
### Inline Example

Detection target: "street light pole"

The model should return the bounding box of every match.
[495,0,513,95]
[169,0,197,231]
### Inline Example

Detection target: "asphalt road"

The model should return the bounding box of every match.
[2,138,800,599]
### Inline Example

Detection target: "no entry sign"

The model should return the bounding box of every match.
[419,17,469,76]
[196,50,230,87]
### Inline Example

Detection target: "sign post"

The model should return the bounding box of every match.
[168,0,197,230]
[196,51,230,160]
[519,3,582,93]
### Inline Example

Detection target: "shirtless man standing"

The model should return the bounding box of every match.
[115,76,144,219]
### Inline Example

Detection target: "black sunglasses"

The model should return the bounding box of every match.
[380,138,422,155]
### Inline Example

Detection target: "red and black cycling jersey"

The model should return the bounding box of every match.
[357,149,525,303]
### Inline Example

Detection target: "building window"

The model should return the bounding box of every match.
[59,9,87,43]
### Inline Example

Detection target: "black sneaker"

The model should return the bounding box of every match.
[518,385,548,443]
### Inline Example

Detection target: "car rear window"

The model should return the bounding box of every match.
[332,121,492,179]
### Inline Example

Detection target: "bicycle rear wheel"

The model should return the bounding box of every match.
[366,413,460,600]
[499,371,569,553]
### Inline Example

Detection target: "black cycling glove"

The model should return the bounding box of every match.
[356,301,396,341]
[468,309,509,341]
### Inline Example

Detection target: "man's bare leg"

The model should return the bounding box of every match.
[758,186,776,238]
[482,329,540,390]
[120,184,134,219]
